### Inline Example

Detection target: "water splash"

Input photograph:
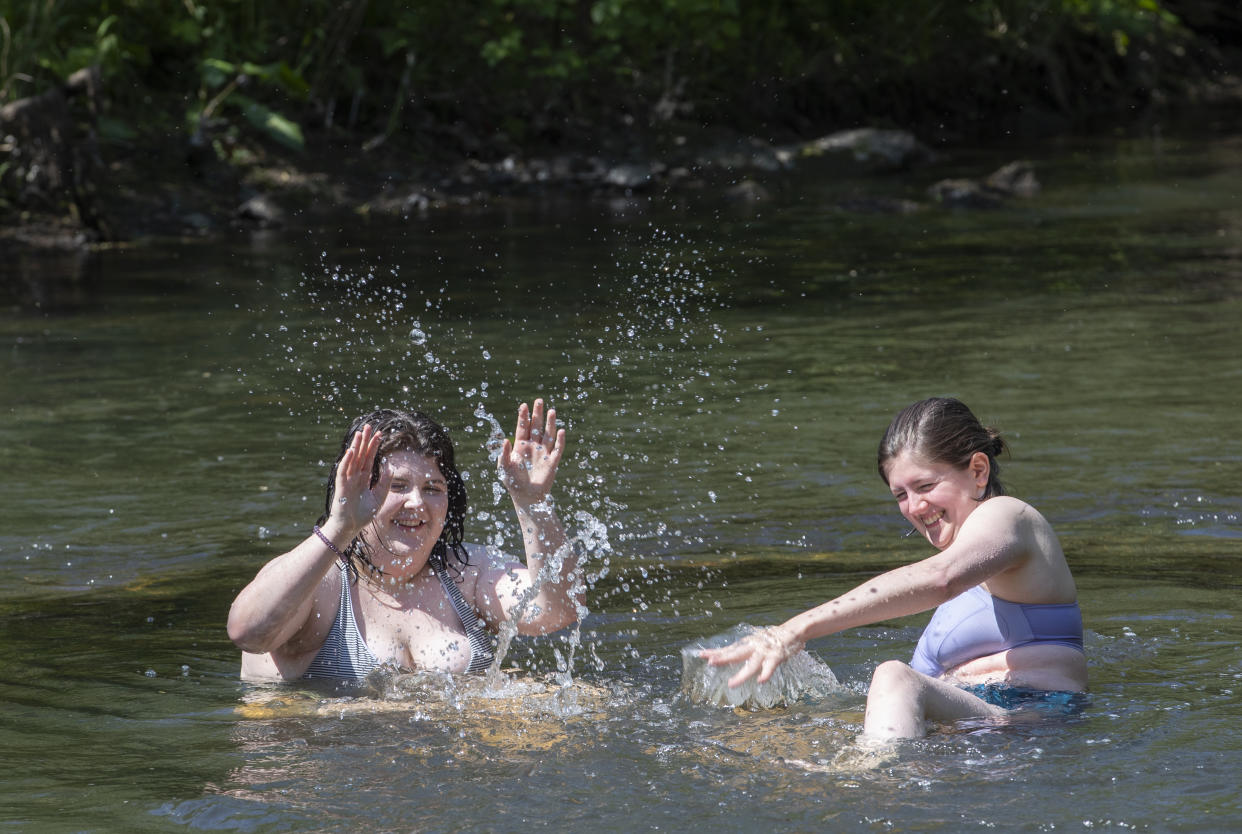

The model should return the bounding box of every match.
[243,254,475,424]
[474,404,507,463]
[680,624,844,709]
[485,517,609,691]
[243,226,733,679]
[513,225,733,632]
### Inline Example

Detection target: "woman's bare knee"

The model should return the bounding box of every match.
[864,661,929,739]
[870,659,921,690]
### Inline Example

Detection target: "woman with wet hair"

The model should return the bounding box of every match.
[702,397,1085,739]
[228,399,581,683]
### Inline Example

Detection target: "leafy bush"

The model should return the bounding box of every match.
[0,0,1200,157]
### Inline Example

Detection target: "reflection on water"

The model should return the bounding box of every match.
[2,128,1242,830]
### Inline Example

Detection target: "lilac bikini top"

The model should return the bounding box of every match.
[910,584,1084,678]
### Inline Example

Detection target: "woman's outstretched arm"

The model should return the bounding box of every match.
[701,496,1038,686]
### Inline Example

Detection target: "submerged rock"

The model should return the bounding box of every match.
[986,160,1040,197]
[603,161,666,190]
[835,195,924,214]
[928,160,1041,208]
[790,128,934,172]
[181,212,213,232]
[725,179,772,202]
[235,194,284,227]
[927,178,1006,209]
[696,135,792,173]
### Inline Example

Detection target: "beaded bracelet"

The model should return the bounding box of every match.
[313,525,344,558]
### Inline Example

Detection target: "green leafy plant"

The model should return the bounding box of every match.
[0,0,1203,167]
[192,57,307,151]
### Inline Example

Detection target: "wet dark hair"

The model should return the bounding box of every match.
[318,408,470,579]
[877,397,1007,499]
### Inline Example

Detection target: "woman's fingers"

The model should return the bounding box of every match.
[510,401,564,458]
[497,438,514,480]
[727,654,764,688]
[548,428,566,466]
[338,433,361,482]
[541,404,557,447]
[757,655,781,684]
[499,400,565,502]
[524,400,543,447]
[363,423,381,462]
[702,631,795,687]
[701,645,741,666]
[333,425,383,527]
[514,401,531,443]
[509,400,562,449]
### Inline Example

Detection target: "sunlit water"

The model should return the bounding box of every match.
[2,126,1241,832]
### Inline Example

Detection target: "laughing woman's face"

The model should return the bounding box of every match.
[884,450,989,550]
[361,451,450,577]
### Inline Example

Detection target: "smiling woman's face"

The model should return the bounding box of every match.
[883,450,989,550]
[361,451,450,576]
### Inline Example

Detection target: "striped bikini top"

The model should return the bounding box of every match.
[303,556,496,682]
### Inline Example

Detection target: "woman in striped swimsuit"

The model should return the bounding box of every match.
[228,399,581,684]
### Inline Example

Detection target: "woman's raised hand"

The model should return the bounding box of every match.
[329,423,383,535]
[498,399,565,507]
[699,624,805,688]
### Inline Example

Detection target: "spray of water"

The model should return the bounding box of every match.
[680,623,844,709]
[246,228,733,687]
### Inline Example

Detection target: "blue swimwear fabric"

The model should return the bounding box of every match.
[964,683,1089,715]
[911,584,1084,677]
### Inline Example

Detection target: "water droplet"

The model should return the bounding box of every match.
[475,405,507,461]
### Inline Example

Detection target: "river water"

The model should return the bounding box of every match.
[2,126,1240,832]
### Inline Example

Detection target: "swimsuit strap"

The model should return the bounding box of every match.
[303,560,380,681]
[430,551,496,674]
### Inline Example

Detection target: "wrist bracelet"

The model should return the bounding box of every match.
[313,525,344,559]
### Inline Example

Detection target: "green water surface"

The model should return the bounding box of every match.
[1,127,1240,832]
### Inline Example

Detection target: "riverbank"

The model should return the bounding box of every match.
[0,113,941,251]
[2,97,1236,258]
[5,1,1242,256]
[5,65,1242,258]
